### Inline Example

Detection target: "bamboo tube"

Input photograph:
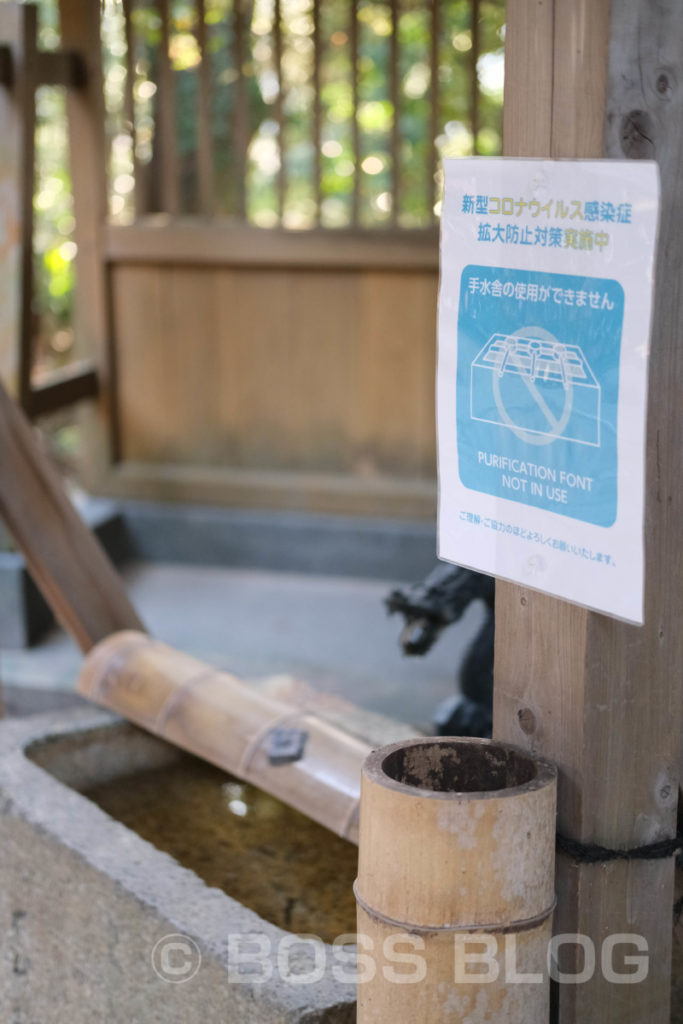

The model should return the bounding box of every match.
[355,737,557,1023]
[77,630,372,842]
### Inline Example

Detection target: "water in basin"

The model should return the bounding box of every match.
[82,752,358,943]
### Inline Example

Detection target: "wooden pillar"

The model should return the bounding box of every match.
[496,2,683,1022]
[57,0,117,477]
[0,3,37,402]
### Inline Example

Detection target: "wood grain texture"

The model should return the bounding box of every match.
[552,0,610,159]
[104,220,440,269]
[352,271,437,478]
[496,1,683,1021]
[98,228,438,518]
[102,462,437,519]
[54,2,441,517]
[0,380,143,651]
[112,263,438,484]
[502,0,554,158]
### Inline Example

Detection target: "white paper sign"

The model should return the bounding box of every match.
[437,158,659,624]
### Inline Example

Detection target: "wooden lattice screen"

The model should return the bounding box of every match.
[0,0,504,517]
[105,0,504,229]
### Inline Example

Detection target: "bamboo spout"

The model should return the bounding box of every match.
[77,630,372,843]
[355,737,557,1022]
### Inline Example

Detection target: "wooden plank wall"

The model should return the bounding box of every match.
[56,0,443,519]
[107,257,438,516]
[496,1,683,1022]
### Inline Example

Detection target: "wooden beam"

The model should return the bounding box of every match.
[194,0,214,216]
[101,461,437,520]
[34,49,85,89]
[0,379,143,652]
[27,361,98,418]
[0,6,34,402]
[0,42,84,91]
[103,220,439,270]
[58,0,117,486]
[0,9,92,420]
[0,43,11,87]
[501,0,553,157]
[158,0,180,215]
[495,1,683,1022]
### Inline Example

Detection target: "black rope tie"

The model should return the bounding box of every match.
[556,832,682,865]
[556,832,683,924]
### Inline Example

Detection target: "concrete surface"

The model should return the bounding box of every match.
[0,498,439,649]
[0,709,361,1023]
[1,562,484,729]
[0,692,425,1024]
[119,501,438,582]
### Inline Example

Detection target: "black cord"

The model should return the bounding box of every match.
[556,832,681,864]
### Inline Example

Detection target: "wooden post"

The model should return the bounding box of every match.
[495,2,683,1022]
[0,3,37,403]
[0,4,99,419]
[57,0,117,478]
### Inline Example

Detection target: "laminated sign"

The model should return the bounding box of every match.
[437,159,659,624]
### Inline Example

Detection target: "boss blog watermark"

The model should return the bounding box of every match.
[151,934,202,983]
[151,931,648,986]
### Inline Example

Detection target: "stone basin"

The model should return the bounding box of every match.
[0,707,368,1023]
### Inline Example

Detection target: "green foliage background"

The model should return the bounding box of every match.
[22,0,503,337]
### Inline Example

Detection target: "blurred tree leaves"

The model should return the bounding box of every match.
[24,0,504,336]
[112,0,504,226]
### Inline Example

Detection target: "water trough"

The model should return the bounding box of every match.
[0,706,412,1022]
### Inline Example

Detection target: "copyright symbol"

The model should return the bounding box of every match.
[151,934,201,983]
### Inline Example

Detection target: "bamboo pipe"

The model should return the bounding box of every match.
[355,738,557,1023]
[77,630,372,842]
